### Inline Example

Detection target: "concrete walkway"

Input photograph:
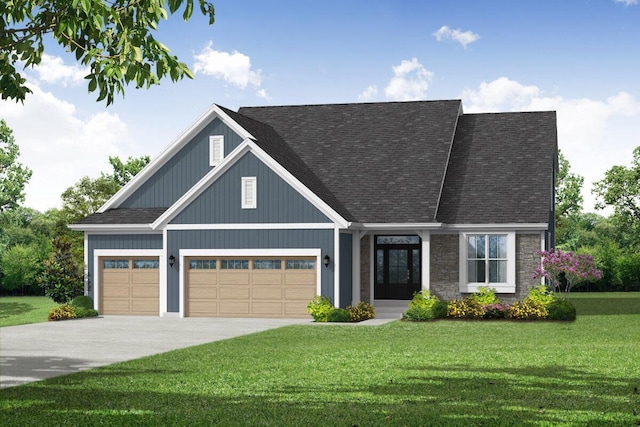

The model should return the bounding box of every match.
[0,316,311,389]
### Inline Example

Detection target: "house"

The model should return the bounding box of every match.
[70,100,558,318]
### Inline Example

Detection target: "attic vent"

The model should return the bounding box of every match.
[241,177,257,209]
[209,135,224,166]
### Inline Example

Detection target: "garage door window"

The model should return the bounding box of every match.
[286,259,315,269]
[221,259,249,269]
[133,260,160,269]
[190,259,217,269]
[253,260,282,270]
[103,260,129,269]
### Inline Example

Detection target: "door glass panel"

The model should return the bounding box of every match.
[376,249,384,284]
[376,236,420,245]
[388,249,408,284]
[412,249,420,285]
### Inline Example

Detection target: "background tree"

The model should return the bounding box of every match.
[38,235,83,303]
[0,0,215,105]
[108,155,150,187]
[554,150,585,250]
[0,119,32,212]
[593,146,640,226]
[0,243,41,295]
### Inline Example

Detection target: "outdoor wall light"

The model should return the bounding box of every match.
[169,255,175,267]
[323,255,330,267]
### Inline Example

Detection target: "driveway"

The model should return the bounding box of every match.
[0,316,310,389]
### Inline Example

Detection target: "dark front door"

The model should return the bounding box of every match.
[374,236,421,300]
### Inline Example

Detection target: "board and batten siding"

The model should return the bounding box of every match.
[172,152,332,225]
[166,229,334,313]
[86,234,163,299]
[121,118,244,209]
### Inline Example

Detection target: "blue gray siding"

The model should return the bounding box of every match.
[121,118,244,209]
[339,233,353,308]
[172,152,331,224]
[166,229,334,312]
[86,233,163,299]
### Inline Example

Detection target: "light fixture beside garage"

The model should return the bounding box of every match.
[323,255,330,267]
[169,255,175,267]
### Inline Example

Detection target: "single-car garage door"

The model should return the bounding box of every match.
[100,257,160,315]
[186,257,317,318]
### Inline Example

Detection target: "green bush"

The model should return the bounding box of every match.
[74,307,99,318]
[403,300,448,321]
[547,298,577,321]
[508,300,548,320]
[467,286,500,306]
[525,284,556,307]
[447,298,484,319]
[327,308,351,322]
[347,301,376,322]
[70,295,94,310]
[48,304,76,321]
[306,296,333,322]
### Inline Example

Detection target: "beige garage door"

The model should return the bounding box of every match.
[100,257,159,315]
[186,257,317,318]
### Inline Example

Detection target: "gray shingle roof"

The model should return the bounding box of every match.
[436,112,558,224]
[238,100,462,223]
[74,207,167,225]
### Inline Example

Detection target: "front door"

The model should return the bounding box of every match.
[374,235,421,300]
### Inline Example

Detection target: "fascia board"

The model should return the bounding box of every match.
[151,139,253,229]
[67,224,156,233]
[98,104,254,213]
[355,223,444,231]
[245,140,349,228]
[444,223,549,232]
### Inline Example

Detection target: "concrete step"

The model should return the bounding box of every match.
[373,300,410,319]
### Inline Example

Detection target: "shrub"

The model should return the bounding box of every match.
[508,300,548,320]
[38,236,84,303]
[547,298,577,321]
[70,295,94,310]
[306,296,333,322]
[48,304,76,321]
[74,307,99,318]
[525,284,556,307]
[447,299,484,319]
[482,303,510,319]
[327,308,351,322]
[467,286,500,306]
[347,301,376,322]
[404,300,448,321]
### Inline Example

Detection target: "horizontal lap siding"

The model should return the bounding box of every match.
[121,118,244,209]
[171,152,331,224]
[167,229,334,313]
[87,234,163,300]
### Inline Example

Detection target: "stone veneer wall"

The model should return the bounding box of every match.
[515,233,542,301]
[360,235,371,302]
[429,234,460,301]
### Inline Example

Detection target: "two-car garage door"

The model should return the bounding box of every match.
[186,256,317,318]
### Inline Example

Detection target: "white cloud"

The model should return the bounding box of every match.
[433,25,480,48]
[32,54,88,87]
[461,77,640,213]
[614,0,638,6]
[0,83,132,212]
[193,41,268,99]
[384,58,433,101]
[358,85,378,101]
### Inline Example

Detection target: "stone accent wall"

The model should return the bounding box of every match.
[515,233,542,301]
[360,234,371,302]
[429,234,459,301]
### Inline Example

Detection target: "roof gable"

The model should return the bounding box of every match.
[238,100,463,223]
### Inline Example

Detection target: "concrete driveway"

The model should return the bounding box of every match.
[0,316,310,389]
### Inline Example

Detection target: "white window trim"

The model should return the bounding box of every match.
[209,135,224,166]
[241,176,257,209]
[459,232,516,293]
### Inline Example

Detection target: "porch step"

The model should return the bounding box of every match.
[373,300,410,319]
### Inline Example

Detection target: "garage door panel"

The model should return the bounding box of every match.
[103,285,130,298]
[131,299,158,314]
[189,301,218,316]
[284,287,316,301]
[284,302,309,315]
[100,257,159,315]
[103,271,130,283]
[219,286,250,299]
[252,302,283,315]
[103,299,131,314]
[253,287,283,300]
[131,271,159,284]
[220,302,250,314]
[131,285,159,298]
[220,273,250,285]
[251,272,284,285]
[189,286,217,299]
[284,272,315,285]
[189,272,217,285]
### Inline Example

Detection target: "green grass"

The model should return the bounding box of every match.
[0,296,55,327]
[1,293,639,426]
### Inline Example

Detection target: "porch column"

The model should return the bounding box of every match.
[351,230,362,304]
[417,230,430,291]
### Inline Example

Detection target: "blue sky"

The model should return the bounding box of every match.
[1,0,639,213]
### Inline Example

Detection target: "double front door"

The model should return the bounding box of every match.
[374,236,421,300]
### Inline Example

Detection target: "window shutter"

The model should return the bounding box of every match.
[242,177,257,209]
[209,135,224,166]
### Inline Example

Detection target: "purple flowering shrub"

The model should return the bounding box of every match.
[533,249,603,292]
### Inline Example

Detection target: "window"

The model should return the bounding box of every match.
[133,259,159,269]
[241,177,257,209]
[189,259,217,270]
[253,260,282,270]
[103,260,129,269]
[221,259,249,269]
[460,232,515,293]
[209,135,224,166]
[286,259,316,270]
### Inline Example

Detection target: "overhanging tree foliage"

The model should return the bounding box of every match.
[0,119,32,212]
[0,0,215,105]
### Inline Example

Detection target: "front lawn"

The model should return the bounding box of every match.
[1,293,639,426]
[0,296,55,327]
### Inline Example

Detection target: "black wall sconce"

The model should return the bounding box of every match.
[323,255,330,267]
[169,255,175,268]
